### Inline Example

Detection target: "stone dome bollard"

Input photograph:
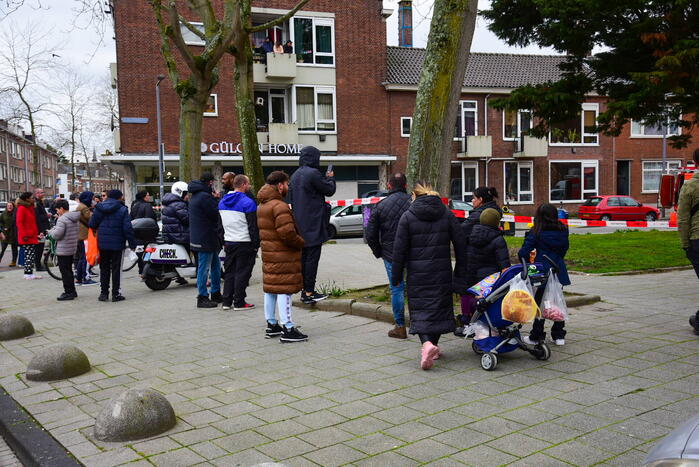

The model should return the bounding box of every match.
[0,314,35,341]
[94,388,176,442]
[25,344,90,381]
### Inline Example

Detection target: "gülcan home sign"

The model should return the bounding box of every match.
[201,142,304,154]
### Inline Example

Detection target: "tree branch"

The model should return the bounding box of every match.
[248,0,312,33]
[179,14,206,40]
[165,1,198,72]
[149,0,182,83]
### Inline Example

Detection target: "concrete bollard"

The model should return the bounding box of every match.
[26,344,90,381]
[0,315,35,341]
[94,388,176,442]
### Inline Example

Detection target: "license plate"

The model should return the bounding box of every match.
[144,253,151,261]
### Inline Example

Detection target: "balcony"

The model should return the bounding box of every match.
[457,136,492,159]
[264,53,297,79]
[513,136,548,158]
[268,123,299,145]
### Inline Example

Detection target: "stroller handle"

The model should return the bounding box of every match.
[542,254,558,273]
[519,258,528,279]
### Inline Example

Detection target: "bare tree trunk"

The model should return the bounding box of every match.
[406,0,478,194]
[178,94,208,182]
[233,18,265,194]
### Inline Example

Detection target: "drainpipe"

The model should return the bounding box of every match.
[483,93,491,186]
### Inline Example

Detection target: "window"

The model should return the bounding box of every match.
[293,85,336,133]
[642,160,682,192]
[503,109,532,140]
[0,164,6,180]
[400,117,412,137]
[504,161,533,204]
[455,101,477,140]
[180,21,205,46]
[461,162,478,201]
[254,89,289,132]
[550,103,599,145]
[203,94,218,117]
[292,17,334,66]
[549,161,598,202]
[631,119,680,137]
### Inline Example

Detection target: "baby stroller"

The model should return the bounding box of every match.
[469,257,556,371]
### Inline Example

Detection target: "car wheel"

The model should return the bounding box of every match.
[328,224,337,239]
[645,212,657,221]
[600,215,611,222]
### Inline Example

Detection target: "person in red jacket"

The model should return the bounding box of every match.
[15,192,42,280]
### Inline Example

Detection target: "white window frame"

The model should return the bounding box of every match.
[504,160,534,205]
[290,16,335,67]
[461,162,479,201]
[0,164,6,181]
[631,119,681,138]
[549,103,599,147]
[641,159,682,193]
[454,100,478,142]
[400,117,412,137]
[548,160,599,203]
[291,85,337,134]
[502,109,533,141]
[181,21,205,46]
[203,94,218,117]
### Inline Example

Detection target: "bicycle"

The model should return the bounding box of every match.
[44,238,140,281]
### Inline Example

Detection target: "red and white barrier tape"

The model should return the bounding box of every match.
[328,197,678,229]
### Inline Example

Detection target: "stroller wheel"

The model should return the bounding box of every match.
[533,343,551,361]
[481,352,498,371]
[472,341,484,355]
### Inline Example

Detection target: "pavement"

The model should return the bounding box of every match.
[0,240,698,466]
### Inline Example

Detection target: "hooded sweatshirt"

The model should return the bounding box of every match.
[49,211,81,256]
[219,190,260,249]
[288,146,336,247]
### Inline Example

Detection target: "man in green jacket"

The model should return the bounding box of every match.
[678,149,699,280]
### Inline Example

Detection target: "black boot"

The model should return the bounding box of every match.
[197,295,218,309]
[280,327,308,343]
[690,311,699,335]
[210,291,223,303]
[265,321,284,338]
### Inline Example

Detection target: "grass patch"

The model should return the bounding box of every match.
[505,230,689,274]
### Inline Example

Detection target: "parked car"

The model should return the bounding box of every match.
[644,412,699,466]
[329,204,364,238]
[578,195,660,221]
[449,199,473,222]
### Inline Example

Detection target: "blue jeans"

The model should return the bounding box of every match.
[384,259,405,326]
[197,251,221,297]
[264,293,294,328]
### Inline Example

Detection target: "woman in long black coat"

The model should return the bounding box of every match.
[392,183,467,370]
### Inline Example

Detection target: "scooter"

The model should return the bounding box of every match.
[141,242,196,290]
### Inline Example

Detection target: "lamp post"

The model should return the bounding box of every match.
[156,74,166,205]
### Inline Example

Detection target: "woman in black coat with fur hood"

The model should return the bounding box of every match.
[392,183,467,370]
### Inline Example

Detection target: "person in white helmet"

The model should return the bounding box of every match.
[162,181,191,285]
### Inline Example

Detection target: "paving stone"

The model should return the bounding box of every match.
[297,426,353,448]
[354,451,420,467]
[210,448,275,466]
[486,432,551,458]
[383,421,442,443]
[149,447,207,467]
[170,426,226,446]
[213,430,271,453]
[467,416,528,437]
[302,444,366,466]
[544,440,613,466]
[188,441,228,460]
[506,452,575,466]
[132,436,182,456]
[554,412,613,433]
[520,422,582,444]
[334,416,393,436]
[345,432,404,455]
[294,410,348,430]
[578,428,645,454]
[255,436,317,460]
[255,419,312,441]
[450,444,518,466]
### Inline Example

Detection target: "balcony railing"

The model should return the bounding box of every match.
[513,135,548,158]
[265,53,297,79]
[457,135,492,159]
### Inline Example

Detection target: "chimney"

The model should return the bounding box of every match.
[398,0,413,48]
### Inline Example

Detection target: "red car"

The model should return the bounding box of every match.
[578,196,660,221]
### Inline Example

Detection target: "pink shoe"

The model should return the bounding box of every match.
[420,342,439,370]
[433,347,443,360]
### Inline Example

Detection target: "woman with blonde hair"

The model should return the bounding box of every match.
[391,182,467,369]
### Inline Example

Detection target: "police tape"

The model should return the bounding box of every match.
[327,197,678,229]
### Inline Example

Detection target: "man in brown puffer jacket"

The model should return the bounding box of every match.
[257,171,308,343]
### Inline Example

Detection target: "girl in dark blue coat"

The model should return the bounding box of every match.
[518,203,570,345]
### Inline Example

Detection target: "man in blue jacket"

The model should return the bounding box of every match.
[288,146,336,304]
[189,173,224,309]
[88,190,136,302]
[219,174,260,311]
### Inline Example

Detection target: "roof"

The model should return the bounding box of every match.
[386,46,568,89]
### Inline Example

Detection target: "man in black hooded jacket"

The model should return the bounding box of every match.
[288,146,336,304]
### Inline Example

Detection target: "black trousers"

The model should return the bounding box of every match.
[34,242,45,270]
[301,245,322,293]
[687,239,699,280]
[418,334,441,346]
[99,249,122,296]
[529,285,566,340]
[58,255,76,295]
[222,242,256,307]
[0,242,17,264]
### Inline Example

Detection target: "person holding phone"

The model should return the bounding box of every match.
[288,146,336,305]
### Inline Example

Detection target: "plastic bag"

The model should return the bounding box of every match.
[541,272,568,321]
[123,248,138,265]
[471,321,490,340]
[501,274,539,323]
[86,229,100,266]
[467,271,501,297]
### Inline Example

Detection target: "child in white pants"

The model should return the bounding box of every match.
[264,293,308,342]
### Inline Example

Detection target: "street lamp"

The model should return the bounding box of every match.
[156,74,166,206]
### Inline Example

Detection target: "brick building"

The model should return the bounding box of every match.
[0,119,59,203]
[58,161,124,197]
[105,0,697,215]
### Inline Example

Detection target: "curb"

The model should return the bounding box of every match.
[570,265,694,276]
[294,293,601,322]
[0,385,82,467]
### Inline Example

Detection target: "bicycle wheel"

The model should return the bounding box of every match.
[44,250,62,281]
[123,259,138,272]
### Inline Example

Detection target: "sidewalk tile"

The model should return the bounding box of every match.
[303,444,366,466]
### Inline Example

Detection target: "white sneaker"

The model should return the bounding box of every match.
[522,335,538,346]
[24,274,42,280]
[554,339,565,346]
[222,305,231,310]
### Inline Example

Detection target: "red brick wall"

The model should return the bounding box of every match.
[114,0,389,156]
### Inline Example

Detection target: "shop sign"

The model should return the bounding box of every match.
[201,142,304,155]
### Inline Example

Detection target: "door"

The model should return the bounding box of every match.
[621,196,644,219]
[336,205,363,233]
[617,161,630,196]
[269,89,287,124]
